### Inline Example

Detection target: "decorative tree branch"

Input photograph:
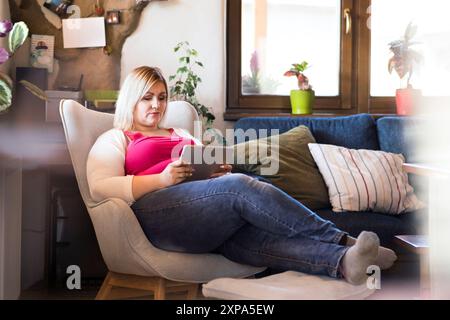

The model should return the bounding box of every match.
[8,0,165,90]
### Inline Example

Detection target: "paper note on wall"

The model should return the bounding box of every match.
[31,35,55,73]
[62,17,106,49]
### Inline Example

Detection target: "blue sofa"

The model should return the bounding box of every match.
[234,114,427,248]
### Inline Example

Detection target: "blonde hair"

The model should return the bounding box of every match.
[114,66,169,131]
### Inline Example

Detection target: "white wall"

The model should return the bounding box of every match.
[122,0,234,133]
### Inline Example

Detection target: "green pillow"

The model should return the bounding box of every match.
[233,126,330,210]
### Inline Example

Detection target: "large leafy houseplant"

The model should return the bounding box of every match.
[388,22,423,115]
[169,41,215,128]
[284,61,315,115]
[0,20,29,113]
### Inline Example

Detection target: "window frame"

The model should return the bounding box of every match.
[225,0,396,120]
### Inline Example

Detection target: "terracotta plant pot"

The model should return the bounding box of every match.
[290,89,315,115]
[396,88,422,116]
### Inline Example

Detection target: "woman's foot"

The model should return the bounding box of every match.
[376,246,397,270]
[345,235,397,270]
[341,231,379,285]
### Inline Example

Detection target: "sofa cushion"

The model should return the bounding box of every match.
[308,143,425,215]
[234,114,380,150]
[376,116,429,203]
[376,117,424,162]
[315,208,426,247]
[233,126,330,210]
[202,270,375,300]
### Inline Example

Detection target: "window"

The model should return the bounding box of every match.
[227,0,353,119]
[241,0,341,96]
[226,0,450,119]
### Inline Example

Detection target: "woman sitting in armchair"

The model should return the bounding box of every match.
[87,66,397,285]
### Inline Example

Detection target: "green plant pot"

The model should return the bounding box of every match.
[290,90,315,115]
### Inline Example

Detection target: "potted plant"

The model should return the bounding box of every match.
[242,50,281,95]
[284,61,315,115]
[170,41,227,145]
[242,51,261,94]
[388,22,423,115]
[0,20,29,114]
[169,41,215,127]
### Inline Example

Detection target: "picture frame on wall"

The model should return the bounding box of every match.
[31,35,55,73]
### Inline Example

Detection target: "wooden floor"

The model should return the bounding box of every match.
[20,282,210,300]
[20,254,422,300]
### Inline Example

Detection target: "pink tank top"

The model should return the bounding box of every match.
[124,129,195,176]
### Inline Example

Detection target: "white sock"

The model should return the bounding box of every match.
[345,235,397,270]
[341,231,379,285]
[376,246,397,270]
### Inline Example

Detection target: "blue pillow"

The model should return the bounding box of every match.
[376,116,424,163]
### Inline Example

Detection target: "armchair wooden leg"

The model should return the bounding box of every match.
[95,272,200,300]
[96,272,113,300]
[154,278,166,300]
[187,284,199,300]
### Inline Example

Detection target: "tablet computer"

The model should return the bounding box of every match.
[180,145,234,181]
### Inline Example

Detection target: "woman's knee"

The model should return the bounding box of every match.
[220,173,255,186]
[213,173,262,195]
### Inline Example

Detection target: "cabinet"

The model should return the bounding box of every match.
[49,173,107,287]
[12,67,106,290]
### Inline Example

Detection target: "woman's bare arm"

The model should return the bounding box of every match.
[131,159,194,200]
[131,175,165,200]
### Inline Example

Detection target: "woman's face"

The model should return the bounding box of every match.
[133,81,168,131]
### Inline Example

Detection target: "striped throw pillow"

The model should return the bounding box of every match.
[308,143,425,215]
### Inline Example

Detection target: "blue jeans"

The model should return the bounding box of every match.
[131,173,349,278]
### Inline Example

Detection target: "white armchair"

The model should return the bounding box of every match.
[59,100,265,300]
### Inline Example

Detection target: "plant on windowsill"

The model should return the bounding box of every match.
[388,22,424,115]
[284,61,315,115]
[242,50,281,95]
[242,51,261,94]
